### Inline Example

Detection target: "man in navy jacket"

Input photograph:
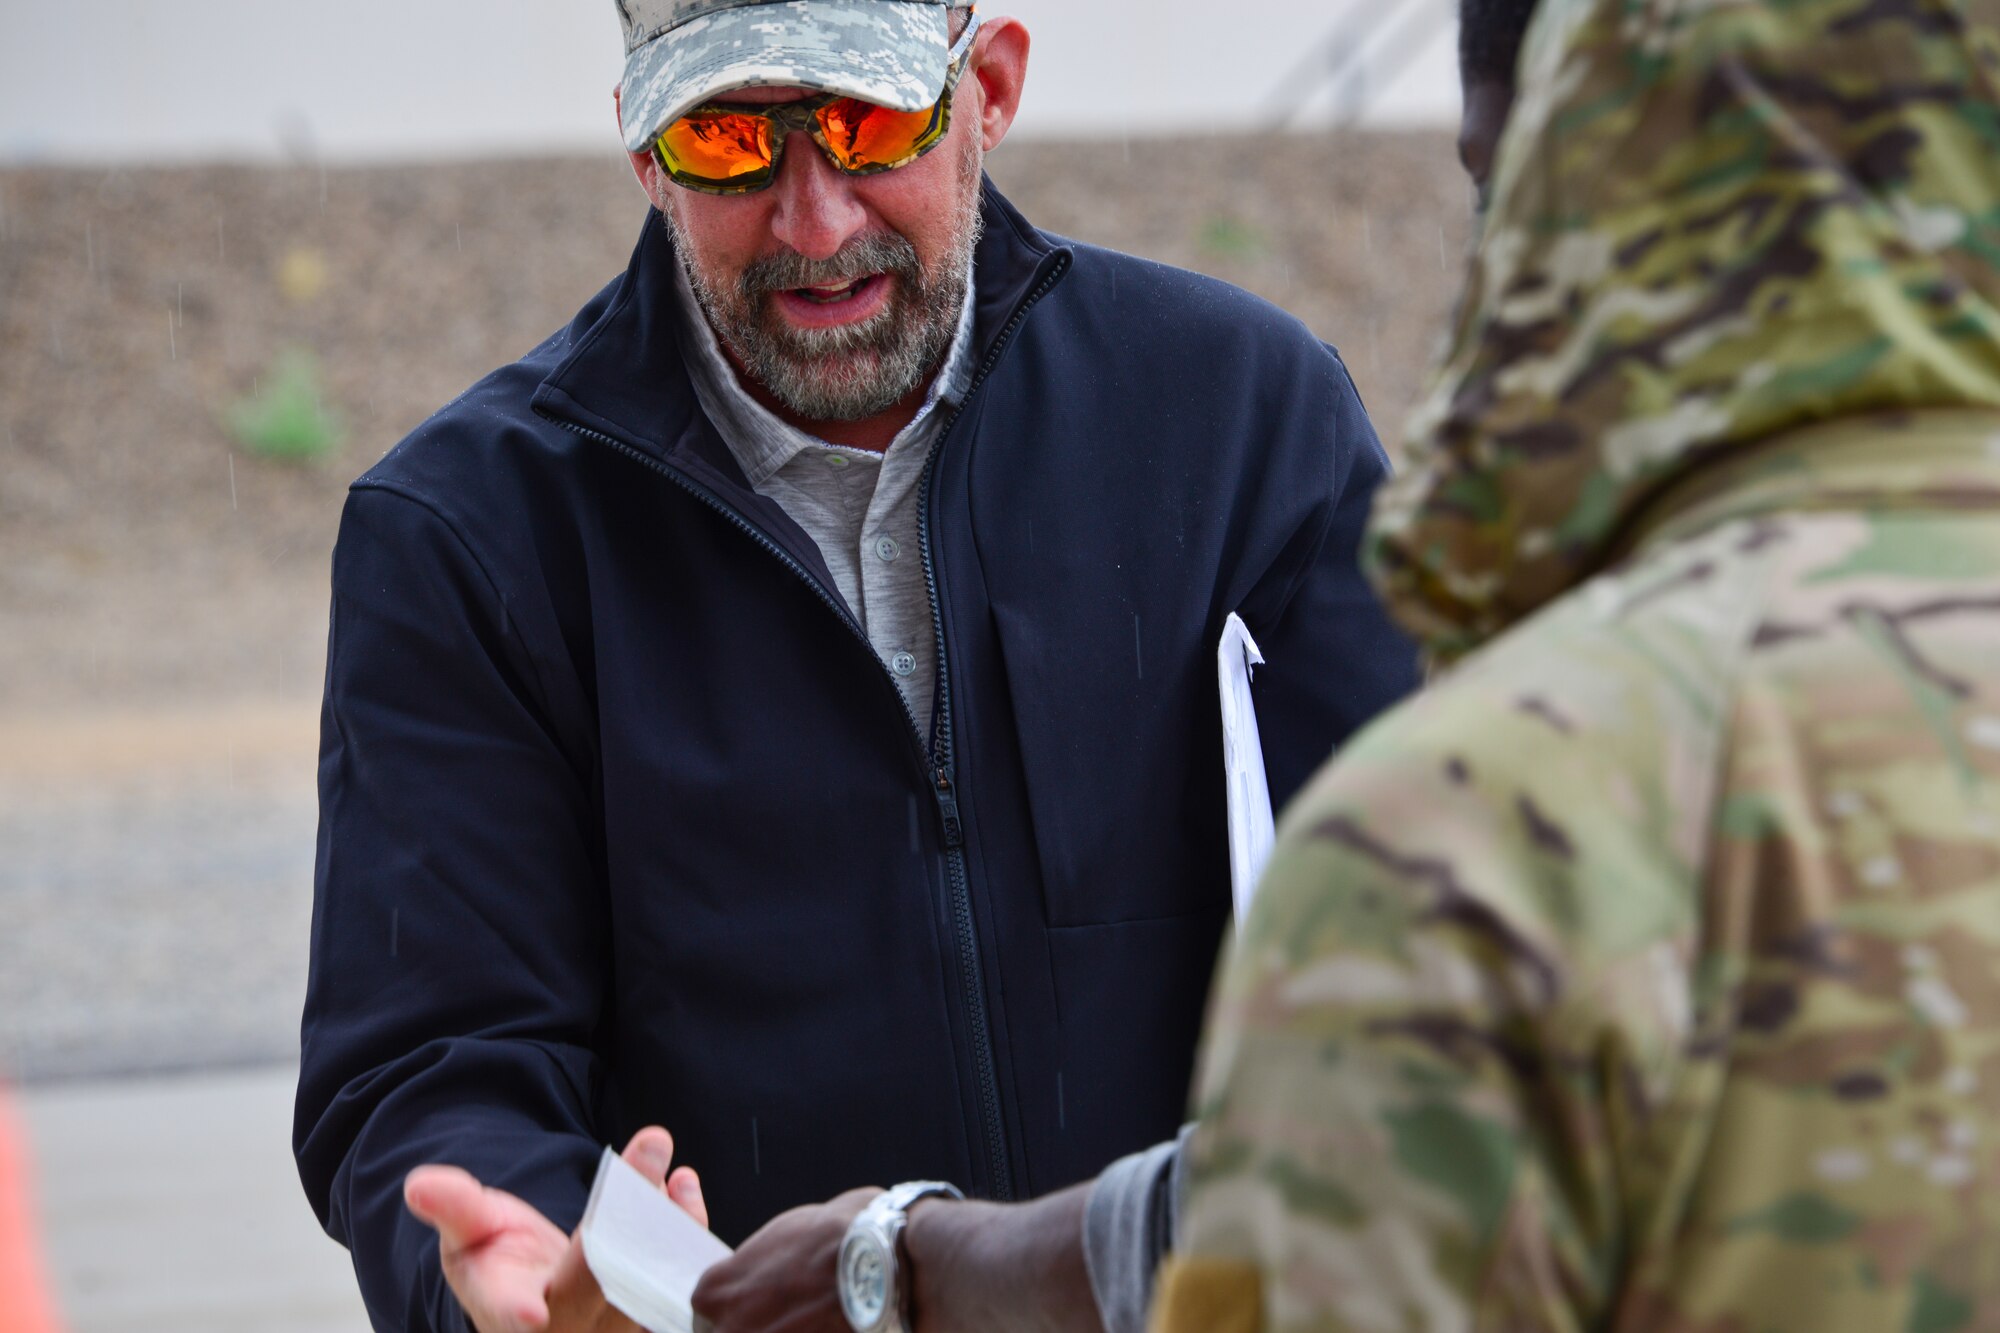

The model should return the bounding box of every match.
[293,2,1418,1328]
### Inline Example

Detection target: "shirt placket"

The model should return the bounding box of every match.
[862,442,934,724]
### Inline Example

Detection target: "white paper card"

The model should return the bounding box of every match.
[1217,613,1276,925]
[579,1147,733,1333]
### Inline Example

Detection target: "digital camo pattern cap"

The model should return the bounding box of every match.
[616,0,956,153]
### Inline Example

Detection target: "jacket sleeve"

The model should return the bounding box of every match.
[295,483,607,1333]
[1243,348,1423,810]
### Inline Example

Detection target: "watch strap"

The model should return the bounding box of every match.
[877,1179,965,1216]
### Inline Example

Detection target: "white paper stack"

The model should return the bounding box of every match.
[1217,613,1276,926]
[578,1148,733,1333]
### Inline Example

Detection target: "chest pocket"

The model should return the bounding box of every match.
[986,593,1230,927]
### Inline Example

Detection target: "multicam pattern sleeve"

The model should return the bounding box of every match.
[1157,0,2000,1323]
[1155,420,2000,1331]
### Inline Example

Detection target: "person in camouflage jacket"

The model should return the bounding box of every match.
[1153,0,2000,1328]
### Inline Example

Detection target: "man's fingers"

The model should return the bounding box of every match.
[614,1126,709,1229]
[405,1165,504,1249]
[402,1167,568,1333]
[667,1166,709,1229]
[620,1125,676,1189]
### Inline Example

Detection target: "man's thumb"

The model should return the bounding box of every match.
[621,1126,676,1189]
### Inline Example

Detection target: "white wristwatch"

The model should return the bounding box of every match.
[837,1180,964,1333]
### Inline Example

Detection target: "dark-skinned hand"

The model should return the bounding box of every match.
[690,1186,882,1333]
[693,1182,1104,1333]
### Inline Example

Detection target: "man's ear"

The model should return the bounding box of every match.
[613,85,670,210]
[967,18,1030,152]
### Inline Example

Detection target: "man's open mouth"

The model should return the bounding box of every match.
[794,274,880,305]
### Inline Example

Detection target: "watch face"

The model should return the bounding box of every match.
[839,1234,890,1330]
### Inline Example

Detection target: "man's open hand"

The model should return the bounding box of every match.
[404,1127,707,1333]
[690,1187,880,1333]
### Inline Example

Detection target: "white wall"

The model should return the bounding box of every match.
[0,0,1459,165]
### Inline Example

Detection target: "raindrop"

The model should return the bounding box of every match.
[217,216,226,262]
[1436,225,1448,272]
[455,223,463,252]
[390,909,400,957]
[228,455,238,510]
[751,1117,762,1175]
[84,220,94,274]
[1056,1071,1066,1131]
[168,308,176,361]
[1362,211,1373,255]
[1133,614,1144,681]
[177,281,184,328]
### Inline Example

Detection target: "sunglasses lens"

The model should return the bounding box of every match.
[657,111,775,189]
[816,97,946,171]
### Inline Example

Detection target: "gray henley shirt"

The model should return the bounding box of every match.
[671,258,976,731]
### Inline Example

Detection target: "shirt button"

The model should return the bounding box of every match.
[891,651,917,677]
[875,536,900,562]
[824,452,851,470]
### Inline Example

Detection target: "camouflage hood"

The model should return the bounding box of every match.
[1368,0,2000,659]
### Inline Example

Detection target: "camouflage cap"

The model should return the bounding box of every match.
[616,0,959,154]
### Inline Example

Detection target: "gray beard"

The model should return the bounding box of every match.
[666,138,983,423]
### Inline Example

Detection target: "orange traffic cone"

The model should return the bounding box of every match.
[0,1088,61,1333]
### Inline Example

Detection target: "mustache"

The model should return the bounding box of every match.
[741,233,923,296]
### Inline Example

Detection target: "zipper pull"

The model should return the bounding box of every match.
[934,769,965,849]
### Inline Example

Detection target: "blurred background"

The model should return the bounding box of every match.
[0,2,1471,1328]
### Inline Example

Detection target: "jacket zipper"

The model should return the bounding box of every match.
[917,252,1070,1203]
[546,246,1069,1204]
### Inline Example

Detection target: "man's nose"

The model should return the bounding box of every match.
[765,132,868,261]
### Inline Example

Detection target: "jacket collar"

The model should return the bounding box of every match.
[531,176,1067,479]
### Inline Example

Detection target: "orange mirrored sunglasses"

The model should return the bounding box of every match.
[654,10,981,194]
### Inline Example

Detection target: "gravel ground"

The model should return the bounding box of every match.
[0,776,314,1081]
[0,709,320,1082]
[0,132,1473,1082]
